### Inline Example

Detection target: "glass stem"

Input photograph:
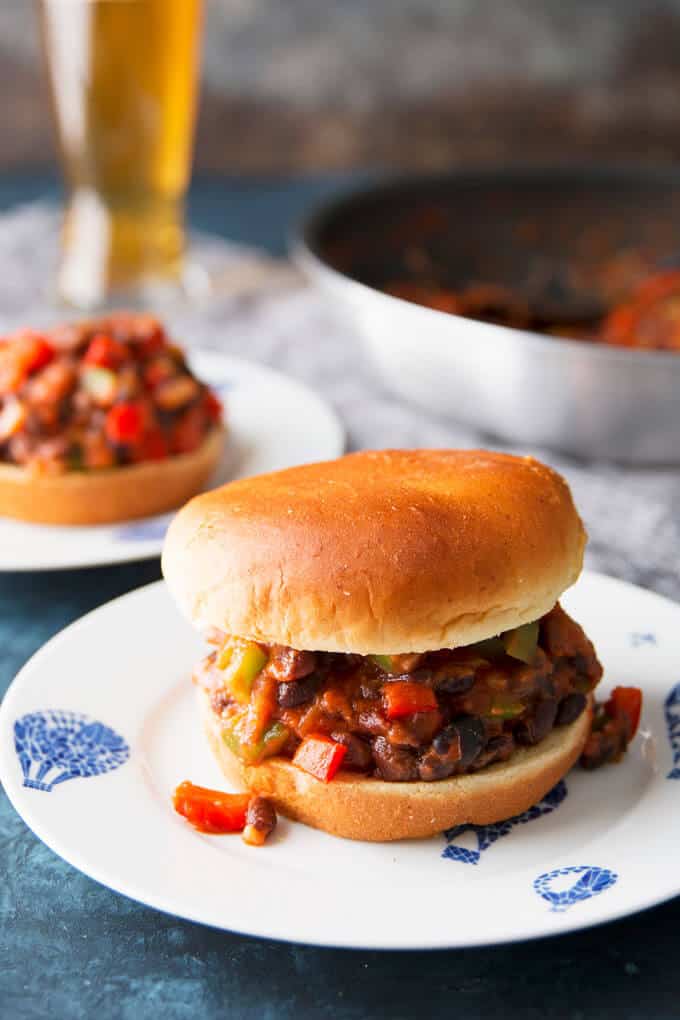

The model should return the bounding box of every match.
[59,188,186,309]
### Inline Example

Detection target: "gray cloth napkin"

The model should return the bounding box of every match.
[2,202,678,599]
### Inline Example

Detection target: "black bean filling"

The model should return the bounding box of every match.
[205,603,603,783]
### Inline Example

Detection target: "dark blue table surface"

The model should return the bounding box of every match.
[1,173,679,1020]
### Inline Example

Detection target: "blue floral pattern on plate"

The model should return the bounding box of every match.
[630,632,657,647]
[114,514,172,542]
[14,710,129,792]
[442,780,568,864]
[664,682,680,779]
[533,866,618,912]
[211,380,234,394]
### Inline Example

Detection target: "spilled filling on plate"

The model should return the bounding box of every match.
[196,604,612,783]
[0,312,222,475]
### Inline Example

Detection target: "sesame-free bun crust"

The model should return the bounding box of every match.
[163,449,585,653]
[0,427,224,525]
[201,689,593,841]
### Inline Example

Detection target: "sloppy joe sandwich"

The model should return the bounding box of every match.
[162,449,603,841]
[0,312,223,524]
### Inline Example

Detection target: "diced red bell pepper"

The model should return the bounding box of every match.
[581,686,643,769]
[0,334,54,393]
[602,271,680,350]
[139,334,165,357]
[84,333,127,369]
[605,686,642,740]
[172,781,251,834]
[292,733,347,782]
[133,319,166,356]
[24,336,55,374]
[172,404,205,454]
[203,389,223,423]
[137,426,169,461]
[105,401,145,445]
[383,681,439,719]
[143,355,177,389]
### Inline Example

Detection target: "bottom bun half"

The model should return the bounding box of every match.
[0,427,224,525]
[201,689,593,842]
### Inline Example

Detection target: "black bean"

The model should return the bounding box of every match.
[432,726,456,755]
[245,796,277,837]
[432,715,485,764]
[454,715,486,767]
[580,732,620,771]
[485,733,515,762]
[537,673,557,698]
[330,731,373,772]
[113,442,133,465]
[57,399,72,427]
[417,751,458,782]
[570,653,590,677]
[372,737,419,781]
[436,674,475,695]
[515,697,558,746]
[420,720,472,781]
[470,732,516,771]
[424,719,512,779]
[157,406,179,428]
[556,692,587,727]
[359,682,380,700]
[276,673,319,708]
[489,733,513,754]
[270,647,317,683]
[356,708,389,736]
[389,712,441,747]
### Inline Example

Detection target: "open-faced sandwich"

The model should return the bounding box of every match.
[163,449,641,842]
[0,312,223,524]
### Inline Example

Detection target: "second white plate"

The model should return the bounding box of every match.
[0,351,344,571]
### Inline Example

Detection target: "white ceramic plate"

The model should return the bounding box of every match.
[0,351,344,571]
[0,570,677,949]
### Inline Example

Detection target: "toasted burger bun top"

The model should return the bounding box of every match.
[162,449,586,653]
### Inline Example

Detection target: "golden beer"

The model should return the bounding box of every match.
[39,0,203,307]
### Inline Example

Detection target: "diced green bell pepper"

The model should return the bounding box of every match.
[502,621,539,664]
[66,445,84,471]
[468,636,506,660]
[217,639,268,705]
[222,716,289,765]
[370,654,396,673]
[489,696,526,720]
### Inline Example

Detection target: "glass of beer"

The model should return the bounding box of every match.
[39,0,203,309]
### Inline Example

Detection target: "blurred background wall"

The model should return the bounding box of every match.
[3,0,680,173]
